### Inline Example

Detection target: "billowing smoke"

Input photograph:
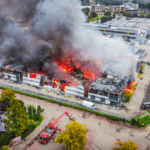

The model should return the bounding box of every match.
[0,0,138,85]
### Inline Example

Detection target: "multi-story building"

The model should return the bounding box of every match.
[87,72,134,106]
[91,4,106,12]
[83,23,146,44]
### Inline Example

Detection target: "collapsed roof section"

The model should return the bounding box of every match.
[89,71,133,94]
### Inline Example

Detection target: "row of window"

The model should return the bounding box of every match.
[90,94,119,101]
[99,29,135,35]
[90,95,119,105]
[89,90,119,100]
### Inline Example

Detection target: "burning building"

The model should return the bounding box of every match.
[87,71,136,106]
[0,0,141,106]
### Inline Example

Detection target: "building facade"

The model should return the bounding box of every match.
[83,23,146,44]
[123,3,139,9]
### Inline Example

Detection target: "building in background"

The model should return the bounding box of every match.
[123,3,139,9]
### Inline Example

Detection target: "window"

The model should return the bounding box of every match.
[91,95,95,100]
[113,94,118,100]
[99,91,103,95]
[101,98,105,103]
[89,89,98,94]
[103,92,108,96]
[109,93,113,99]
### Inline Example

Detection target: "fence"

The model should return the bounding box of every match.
[0,83,132,121]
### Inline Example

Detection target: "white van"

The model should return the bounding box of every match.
[82,100,96,109]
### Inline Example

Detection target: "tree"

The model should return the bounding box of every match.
[82,7,90,16]
[104,11,111,16]
[133,13,138,17]
[54,121,87,150]
[90,11,97,18]
[101,16,113,23]
[0,89,16,105]
[3,98,28,137]
[146,14,150,18]
[1,145,9,150]
[126,13,133,18]
[113,140,138,150]
[37,105,44,116]
[87,14,93,20]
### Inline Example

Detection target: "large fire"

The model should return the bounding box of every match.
[4,66,9,69]
[30,73,37,79]
[124,81,137,93]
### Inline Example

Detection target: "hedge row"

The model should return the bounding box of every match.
[0,85,132,124]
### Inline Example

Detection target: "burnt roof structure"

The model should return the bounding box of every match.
[89,71,132,94]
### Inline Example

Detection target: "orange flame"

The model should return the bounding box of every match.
[5,66,9,69]
[30,73,37,79]
[53,79,58,88]
[61,83,66,91]
[124,81,137,93]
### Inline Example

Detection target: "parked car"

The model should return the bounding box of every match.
[141,102,150,109]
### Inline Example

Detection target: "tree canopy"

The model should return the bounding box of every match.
[113,140,138,150]
[90,11,97,18]
[1,89,28,137]
[104,11,111,16]
[101,16,113,23]
[54,121,87,150]
[0,89,16,105]
[82,7,90,16]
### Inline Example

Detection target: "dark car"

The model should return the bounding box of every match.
[141,102,150,109]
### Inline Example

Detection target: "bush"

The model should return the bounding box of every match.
[140,64,146,71]
[1,145,9,150]
[124,92,133,102]
[132,113,150,127]
[138,73,142,78]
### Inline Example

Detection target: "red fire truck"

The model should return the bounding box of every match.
[38,111,73,144]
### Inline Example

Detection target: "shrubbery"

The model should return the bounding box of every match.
[0,132,15,148]
[124,92,133,102]
[132,113,150,127]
